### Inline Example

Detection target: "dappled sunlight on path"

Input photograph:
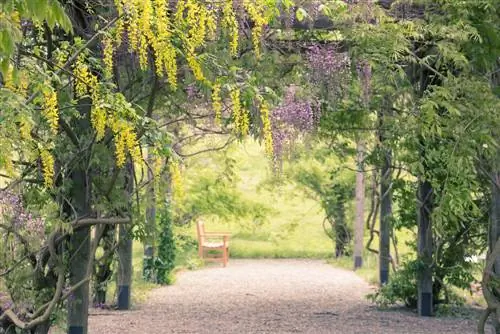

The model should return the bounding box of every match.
[89,260,480,333]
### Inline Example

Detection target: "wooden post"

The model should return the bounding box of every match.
[68,227,90,334]
[143,152,156,281]
[117,162,133,310]
[117,223,133,310]
[379,150,392,285]
[378,102,392,285]
[354,141,365,269]
[417,178,433,316]
[67,98,92,334]
[488,153,500,332]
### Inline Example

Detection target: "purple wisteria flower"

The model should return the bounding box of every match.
[0,191,45,237]
[270,87,319,163]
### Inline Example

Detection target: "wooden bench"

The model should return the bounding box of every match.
[196,221,230,267]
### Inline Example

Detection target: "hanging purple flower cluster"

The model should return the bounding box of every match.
[270,86,319,162]
[0,191,45,237]
[306,45,351,98]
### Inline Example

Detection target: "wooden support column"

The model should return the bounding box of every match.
[354,141,365,269]
[417,178,433,316]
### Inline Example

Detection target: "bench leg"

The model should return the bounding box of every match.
[223,246,228,267]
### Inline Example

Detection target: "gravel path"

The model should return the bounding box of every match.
[89,259,483,333]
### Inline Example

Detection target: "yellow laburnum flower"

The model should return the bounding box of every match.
[259,98,273,156]
[164,42,178,89]
[212,82,222,123]
[186,0,205,48]
[153,155,163,177]
[18,71,29,96]
[222,0,238,56]
[153,0,169,77]
[241,109,250,135]
[115,132,127,167]
[205,9,217,40]
[2,151,14,177]
[127,2,140,52]
[169,160,184,203]
[2,65,15,91]
[20,118,32,140]
[42,87,59,134]
[103,37,114,79]
[73,55,91,96]
[186,52,204,82]
[175,0,186,24]
[124,127,142,163]
[244,0,267,59]
[138,0,153,70]
[10,10,20,26]
[107,113,119,133]
[91,105,106,141]
[40,149,55,188]
[114,0,125,46]
[113,122,142,167]
[230,88,241,132]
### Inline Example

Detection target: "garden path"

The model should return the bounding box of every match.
[88,259,483,333]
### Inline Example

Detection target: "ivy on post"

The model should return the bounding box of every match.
[378,100,392,285]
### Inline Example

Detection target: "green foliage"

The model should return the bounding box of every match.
[155,205,176,285]
[0,0,72,69]
[288,146,355,256]
[367,260,419,308]
[367,257,473,311]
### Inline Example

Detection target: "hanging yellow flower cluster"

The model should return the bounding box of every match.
[258,97,273,155]
[73,55,93,97]
[103,37,114,79]
[212,82,222,123]
[73,54,109,141]
[19,119,32,141]
[241,109,250,135]
[91,99,106,142]
[2,66,16,91]
[243,0,268,59]
[169,160,184,203]
[112,0,272,86]
[111,119,142,167]
[42,86,59,135]
[153,154,163,178]
[230,88,242,132]
[1,65,28,96]
[222,0,239,56]
[40,149,54,188]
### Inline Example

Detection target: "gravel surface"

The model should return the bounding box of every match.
[89,259,485,333]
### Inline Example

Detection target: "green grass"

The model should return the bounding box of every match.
[185,139,335,259]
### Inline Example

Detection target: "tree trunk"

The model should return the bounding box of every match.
[143,152,156,281]
[67,99,92,334]
[354,141,365,269]
[417,178,433,316]
[117,162,133,310]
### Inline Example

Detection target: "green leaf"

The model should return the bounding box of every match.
[295,8,307,22]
